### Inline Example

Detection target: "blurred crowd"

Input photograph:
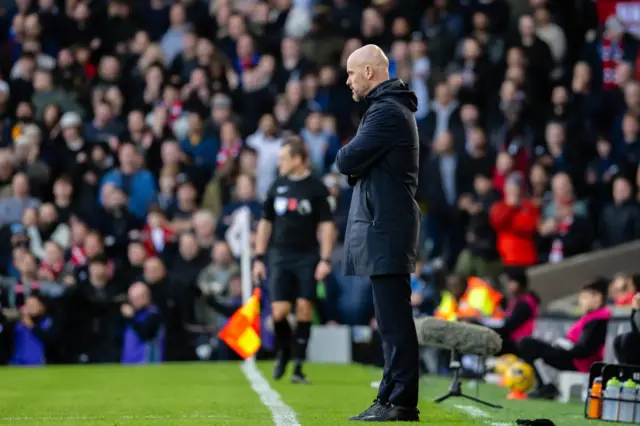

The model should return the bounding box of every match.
[0,0,638,365]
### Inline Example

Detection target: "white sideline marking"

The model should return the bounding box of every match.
[453,404,514,426]
[241,358,300,426]
[454,404,489,417]
[0,414,229,421]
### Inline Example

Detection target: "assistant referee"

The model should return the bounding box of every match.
[252,135,335,384]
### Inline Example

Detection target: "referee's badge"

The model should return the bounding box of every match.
[274,197,288,216]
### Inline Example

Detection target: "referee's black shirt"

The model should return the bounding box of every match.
[262,174,333,252]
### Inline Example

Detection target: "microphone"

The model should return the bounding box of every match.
[415,317,503,357]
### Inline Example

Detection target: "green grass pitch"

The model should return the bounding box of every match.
[0,362,628,425]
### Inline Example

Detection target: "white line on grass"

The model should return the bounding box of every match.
[0,414,229,421]
[453,404,513,426]
[241,358,300,426]
[454,404,489,417]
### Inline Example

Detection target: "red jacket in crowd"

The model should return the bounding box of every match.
[489,199,540,266]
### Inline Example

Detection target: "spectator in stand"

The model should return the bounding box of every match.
[180,112,219,171]
[586,136,620,218]
[6,294,59,365]
[455,173,502,280]
[608,273,639,306]
[425,131,471,268]
[100,143,157,221]
[543,172,588,220]
[0,173,41,226]
[599,176,640,248]
[120,282,164,365]
[538,199,593,264]
[489,172,539,268]
[613,292,640,365]
[67,254,123,363]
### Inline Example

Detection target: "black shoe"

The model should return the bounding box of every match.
[273,351,290,380]
[528,384,559,400]
[291,369,311,384]
[361,403,420,422]
[516,420,557,426]
[349,399,386,420]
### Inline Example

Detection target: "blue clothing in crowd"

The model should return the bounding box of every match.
[180,136,219,170]
[100,169,158,220]
[121,305,165,365]
[10,316,55,366]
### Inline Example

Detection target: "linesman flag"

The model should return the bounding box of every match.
[218,288,261,359]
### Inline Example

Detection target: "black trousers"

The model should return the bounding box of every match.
[614,332,640,365]
[495,328,520,356]
[371,274,419,408]
[518,337,576,386]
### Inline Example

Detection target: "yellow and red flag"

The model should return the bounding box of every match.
[218,288,261,359]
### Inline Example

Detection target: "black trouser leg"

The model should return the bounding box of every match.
[292,320,311,370]
[614,332,640,365]
[273,318,292,355]
[371,274,419,408]
[495,330,520,356]
[518,337,576,386]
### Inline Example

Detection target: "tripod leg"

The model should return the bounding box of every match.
[433,392,452,403]
[460,393,503,409]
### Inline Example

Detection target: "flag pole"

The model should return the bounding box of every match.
[238,206,256,362]
[238,206,252,304]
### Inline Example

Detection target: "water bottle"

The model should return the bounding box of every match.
[602,377,621,421]
[634,384,640,424]
[587,377,603,419]
[618,379,637,423]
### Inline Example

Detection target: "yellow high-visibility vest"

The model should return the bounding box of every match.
[434,277,504,321]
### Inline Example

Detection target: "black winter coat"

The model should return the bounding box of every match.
[336,79,420,276]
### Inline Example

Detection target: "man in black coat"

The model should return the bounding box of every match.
[336,44,420,422]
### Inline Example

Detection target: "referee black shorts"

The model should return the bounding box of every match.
[268,249,319,303]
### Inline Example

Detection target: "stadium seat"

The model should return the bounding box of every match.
[604,320,632,364]
[556,371,589,403]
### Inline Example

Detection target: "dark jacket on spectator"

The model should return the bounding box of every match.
[336,79,420,276]
[424,154,472,221]
[599,200,640,248]
[539,214,594,262]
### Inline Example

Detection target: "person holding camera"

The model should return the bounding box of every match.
[120,282,164,364]
[4,295,59,365]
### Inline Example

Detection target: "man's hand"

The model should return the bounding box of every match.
[632,292,640,310]
[121,304,134,318]
[410,292,424,307]
[314,260,331,281]
[252,260,266,283]
[538,218,557,236]
[457,194,473,211]
[467,202,482,215]
[63,275,76,287]
[21,314,34,329]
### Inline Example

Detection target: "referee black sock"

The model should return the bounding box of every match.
[273,318,292,354]
[292,321,311,369]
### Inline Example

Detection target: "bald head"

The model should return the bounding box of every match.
[128,281,150,309]
[346,44,390,102]
[349,44,389,69]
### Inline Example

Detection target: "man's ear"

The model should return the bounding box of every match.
[365,65,373,79]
